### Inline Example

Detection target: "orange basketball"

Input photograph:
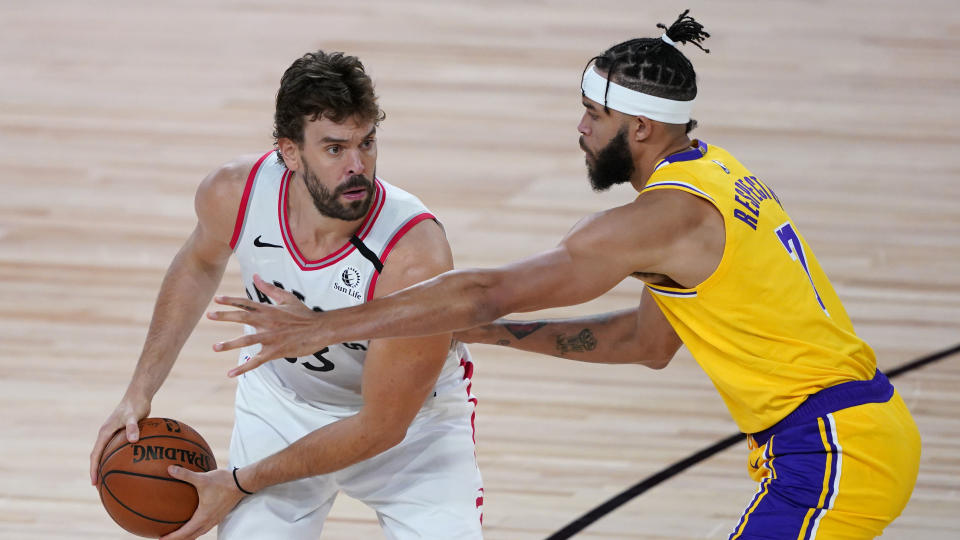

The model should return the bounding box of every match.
[97,417,217,538]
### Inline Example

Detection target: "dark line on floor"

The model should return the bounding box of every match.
[544,342,960,540]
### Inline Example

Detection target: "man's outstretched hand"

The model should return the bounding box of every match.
[208,274,326,377]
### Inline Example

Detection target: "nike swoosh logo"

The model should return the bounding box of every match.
[750,458,761,469]
[254,235,283,248]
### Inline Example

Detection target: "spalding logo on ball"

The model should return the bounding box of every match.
[97,417,217,538]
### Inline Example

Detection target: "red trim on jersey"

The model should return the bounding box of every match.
[364,212,437,301]
[278,175,386,271]
[229,151,273,250]
[460,357,478,444]
[460,356,482,524]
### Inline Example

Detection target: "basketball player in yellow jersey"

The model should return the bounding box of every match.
[207,11,920,539]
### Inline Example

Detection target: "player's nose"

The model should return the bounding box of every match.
[346,150,365,176]
[577,113,591,136]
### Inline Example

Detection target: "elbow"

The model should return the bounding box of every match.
[641,354,672,370]
[368,424,409,457]
[380,428,408,453]
[628,338,678,369]
[356,412,411,458]
[639,338,680,370]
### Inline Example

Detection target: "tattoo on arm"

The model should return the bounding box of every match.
[556,329,598,355]
[504,321,547,339]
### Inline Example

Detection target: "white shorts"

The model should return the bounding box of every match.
[218,364,484,540]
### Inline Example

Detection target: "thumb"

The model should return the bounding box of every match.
[125,419,140,443]
[167,465,198,483]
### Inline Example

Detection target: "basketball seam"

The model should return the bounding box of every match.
[100,474,192,525]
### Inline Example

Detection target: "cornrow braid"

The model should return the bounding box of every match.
[657,9,710,53]
[585,10,711,133]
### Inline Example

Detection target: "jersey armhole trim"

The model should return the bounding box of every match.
[638,182,733,297]
[229,150,273,250]
[365,213,438,301]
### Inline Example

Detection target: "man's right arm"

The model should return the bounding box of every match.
[455,288,682,369]
[89,157,250,485]
[210,188,713,375]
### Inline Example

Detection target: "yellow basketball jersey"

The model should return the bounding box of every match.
[640,141,876,434]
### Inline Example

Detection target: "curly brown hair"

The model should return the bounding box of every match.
[273,50,385,152]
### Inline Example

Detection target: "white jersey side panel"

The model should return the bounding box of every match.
[231,151,471,410]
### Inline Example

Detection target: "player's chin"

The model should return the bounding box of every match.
[337,198,373,220]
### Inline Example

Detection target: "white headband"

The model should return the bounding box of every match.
[581,67,694,124]
[661,33,676,47]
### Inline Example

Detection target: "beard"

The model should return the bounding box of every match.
[582,127,635,192]
[302,161,375,221]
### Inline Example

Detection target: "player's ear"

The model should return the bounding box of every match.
[633,116,653,143]
[277,138,301,171]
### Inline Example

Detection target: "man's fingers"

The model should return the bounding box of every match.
[227,352,270,378]
[159,512,207,540]
[167,465,198,484]
[207,309,254,324]
[212,295,260,312]
[213,333,263,353]
[89,428,117,485]
[253,274,299,305]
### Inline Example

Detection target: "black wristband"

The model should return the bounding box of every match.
[232,466,254,495]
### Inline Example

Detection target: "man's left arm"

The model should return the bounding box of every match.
[455,288,682,369]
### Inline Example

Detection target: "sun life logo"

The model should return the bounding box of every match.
[341,267,361,288]
[334,266,363,300]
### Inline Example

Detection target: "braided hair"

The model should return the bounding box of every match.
[587,10,710,133]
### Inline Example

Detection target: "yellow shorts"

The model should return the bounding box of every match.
[730,372,920,539]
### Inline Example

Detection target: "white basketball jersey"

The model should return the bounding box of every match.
[230,151,472,409]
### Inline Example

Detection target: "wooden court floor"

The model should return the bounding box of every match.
[1,1,958,538]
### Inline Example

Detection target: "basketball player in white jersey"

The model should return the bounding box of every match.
[89,50,484,540]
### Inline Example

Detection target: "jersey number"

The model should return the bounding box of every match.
[775,222,830,316]
[286,348,335,372]
[248,281,337,372]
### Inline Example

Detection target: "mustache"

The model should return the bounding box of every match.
[335,174,373,194]
[578,136,592,156]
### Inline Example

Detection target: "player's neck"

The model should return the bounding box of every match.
[632,136,693,191]
[286,178,368,258]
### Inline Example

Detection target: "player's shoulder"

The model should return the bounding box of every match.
[373,177,449,268]
[195,153,269,212]
[201,153,267,195]
[374,218,452,296]
[386,218,451,269]
[561,187,714,260]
